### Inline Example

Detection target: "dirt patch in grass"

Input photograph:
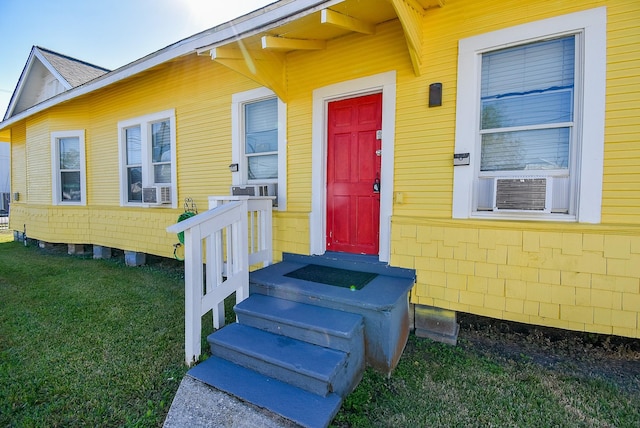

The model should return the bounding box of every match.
[457,313,640,394]
[335,313,639,427]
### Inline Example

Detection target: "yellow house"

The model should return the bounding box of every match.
[3,1,639,423]
[1,0,639,352]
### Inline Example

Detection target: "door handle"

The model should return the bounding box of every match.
[373,177,380,193]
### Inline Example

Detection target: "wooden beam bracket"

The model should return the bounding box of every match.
[320,9,376,35]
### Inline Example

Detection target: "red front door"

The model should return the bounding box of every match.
[326,93,382,255]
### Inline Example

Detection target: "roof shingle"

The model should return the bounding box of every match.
[37,46,110,88]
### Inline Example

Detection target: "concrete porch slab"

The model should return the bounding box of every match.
[164,375,300,428]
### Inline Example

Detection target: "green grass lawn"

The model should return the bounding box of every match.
[1,236,638,427]
[0,239,188,427]
[333,334,640,427]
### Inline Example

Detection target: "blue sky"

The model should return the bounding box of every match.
[0,0,273,116]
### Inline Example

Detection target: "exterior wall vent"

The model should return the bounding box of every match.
[142,186,172,205]
[494,177,551,213]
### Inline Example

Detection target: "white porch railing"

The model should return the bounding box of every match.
[208,196,275,268]
[167,196,274,366]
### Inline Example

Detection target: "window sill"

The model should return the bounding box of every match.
[470,211,576,222]
[121,202,174,209]
[54,201,86,206]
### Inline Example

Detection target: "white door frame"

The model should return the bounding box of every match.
[310,71,397,262]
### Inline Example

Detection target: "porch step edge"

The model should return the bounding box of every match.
[250,261,415,312]
[282,252,416,279]
[188,356,342,428]
[208,323,352,396]
[235,294,364,352]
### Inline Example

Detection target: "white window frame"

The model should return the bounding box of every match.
[231,87,287,210]
[453,7,606,223]
[51,130,86,205]
[118,109,177,208]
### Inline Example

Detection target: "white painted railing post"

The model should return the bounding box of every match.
[233,199,249,304]
[182,224,203,366]
[167,200,254,366]
[205,228,225,330]
[257,198,273,267]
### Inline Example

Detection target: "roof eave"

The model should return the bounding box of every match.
[196,0,342,53]
[0,0,338,132]
[3,46,38,121]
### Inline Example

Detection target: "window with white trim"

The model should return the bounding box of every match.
[453,8,606,222]
[232,88,287,209]
[51,130,86,205]
[118,109,177,207]
[245,98,278,180]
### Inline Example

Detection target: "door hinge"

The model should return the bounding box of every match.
[376,130,382,140]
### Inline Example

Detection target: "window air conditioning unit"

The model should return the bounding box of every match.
[231,184,276,197]
[142,186,172,205]
[493,177,551,213]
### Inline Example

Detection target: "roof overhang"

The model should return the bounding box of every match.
[0,0,445,131]
[3,47,74,121]
[197,0,446,101]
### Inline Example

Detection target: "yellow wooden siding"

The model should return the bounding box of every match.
[87,90,123,206]
[392,217,640,338]
[602,0,640,223]
[9,123,26,205]
[389,0,640,338]
[24,115,52,205]
[9,203,177,254]
[273,211,311,260]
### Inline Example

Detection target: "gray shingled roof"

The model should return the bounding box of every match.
[37,46,110,88]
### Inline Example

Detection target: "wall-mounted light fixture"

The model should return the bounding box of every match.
[453,153,470,166]
[13,192,19,201]
[429,83,442,107]
[229,163,239,172]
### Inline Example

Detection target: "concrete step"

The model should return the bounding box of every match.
[188,356,342,428]
[249,260,415,374]
[208,323,357,397]
[235,294,364,354]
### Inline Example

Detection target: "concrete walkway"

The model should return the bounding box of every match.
[163,375,301,428]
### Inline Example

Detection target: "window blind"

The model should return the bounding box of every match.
[245,98,278,180]
[480,36,575,172]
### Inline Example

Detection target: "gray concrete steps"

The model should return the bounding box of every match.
[235,294,364,353]
[187,253,415,427]
[208,322,357,397]
[188,356,342,428]
[249,255,415,374]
